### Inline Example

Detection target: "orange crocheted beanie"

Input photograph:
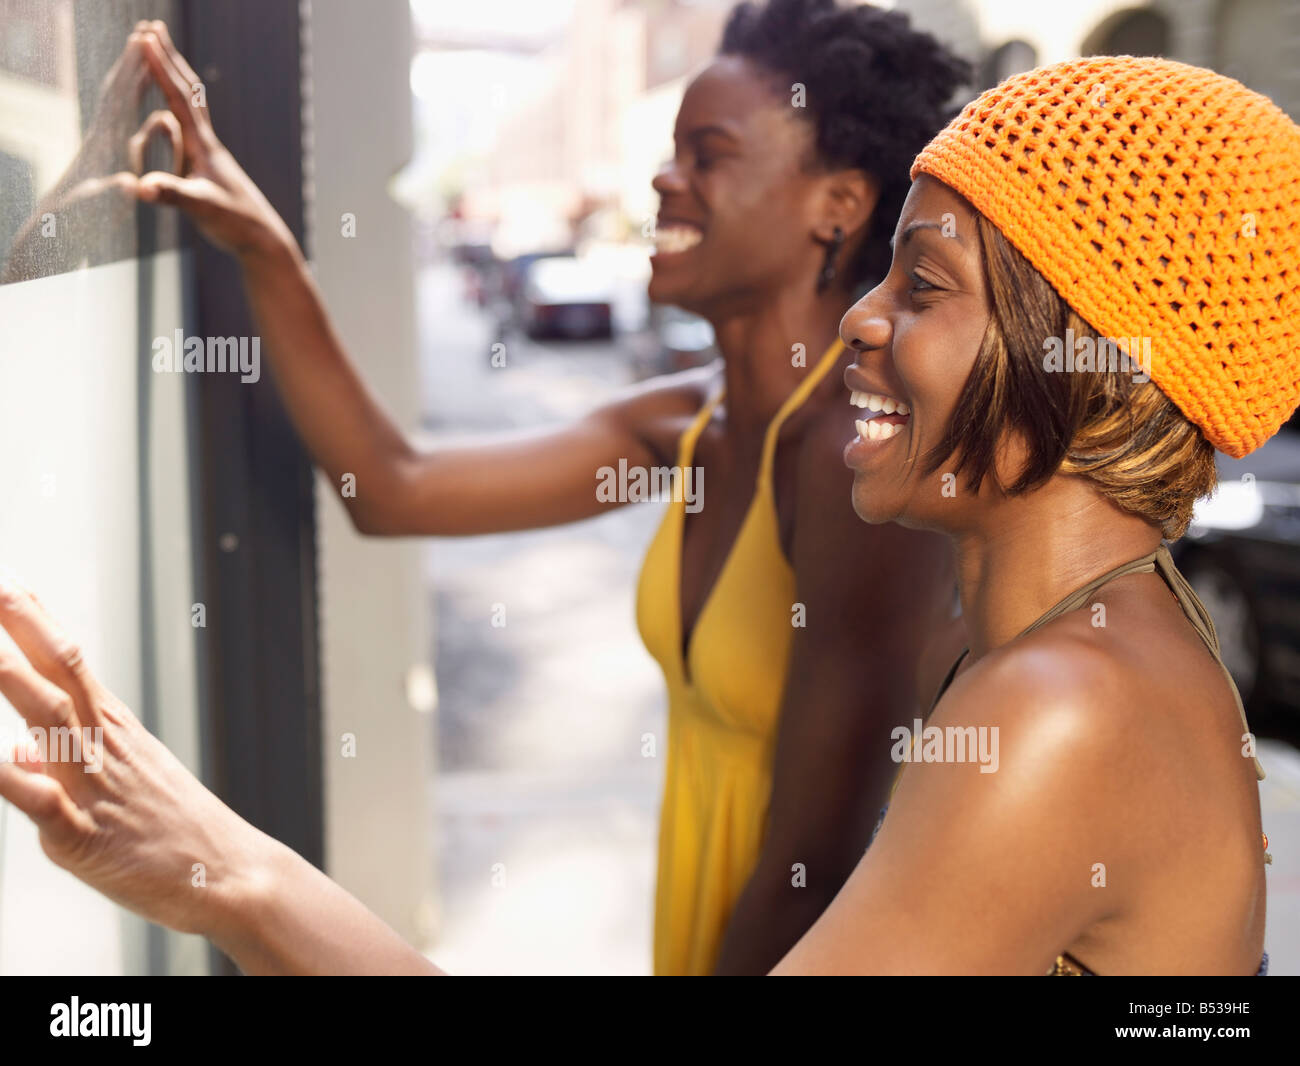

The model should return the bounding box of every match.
[912,56,1300,458]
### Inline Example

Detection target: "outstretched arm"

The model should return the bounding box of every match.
[132,21,681,537]
[0,580,440,975]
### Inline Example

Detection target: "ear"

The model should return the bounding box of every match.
[811,169,879,246]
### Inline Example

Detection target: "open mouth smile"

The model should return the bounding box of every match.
[850,389,911,442]
[652,221,704,257]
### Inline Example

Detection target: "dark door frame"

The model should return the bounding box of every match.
[178,0,323,976]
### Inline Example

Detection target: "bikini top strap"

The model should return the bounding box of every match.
[1151,546,1266,782]
[928,648,969,714]
[1017,548,1162,638]
[928,550,1161,712]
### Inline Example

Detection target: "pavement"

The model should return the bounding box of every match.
[416,262,665,974]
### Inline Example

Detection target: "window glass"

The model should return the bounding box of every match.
[0,0,204,975]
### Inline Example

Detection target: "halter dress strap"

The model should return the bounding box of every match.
[679,339,846,488]
[757,339,847,490]
[676,387,724,469]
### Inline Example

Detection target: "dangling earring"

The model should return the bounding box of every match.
[816,226,845,293]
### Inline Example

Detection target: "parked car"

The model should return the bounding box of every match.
[445,240,497,308]
[654,303,717,373]
[1175,417,1300,736]
[501,249,573,308]
[519,255,614,340]
[625,303,718,379]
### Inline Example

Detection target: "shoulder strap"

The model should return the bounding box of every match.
[758,338,846,488]
[924,553,1160,713]
[929,647,968,714]
[1151,546,1266,782]
[675,384,724,469]
[1017,548,1160,638]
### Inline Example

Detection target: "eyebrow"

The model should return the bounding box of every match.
[675,124,741,145]
[889,220,964,251]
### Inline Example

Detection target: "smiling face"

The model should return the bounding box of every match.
[648,56,839,315]
[840,175,994,530]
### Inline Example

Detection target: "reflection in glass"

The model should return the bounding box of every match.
[0,0,182,283]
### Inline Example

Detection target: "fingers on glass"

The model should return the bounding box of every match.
[149,21,204,89]
[0,761,86,848]
[129,110,185,176]
[0,647,78,733]
[138,33,205,138]
[0,583,103,727]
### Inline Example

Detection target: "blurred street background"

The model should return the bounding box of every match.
[415,259,666,974]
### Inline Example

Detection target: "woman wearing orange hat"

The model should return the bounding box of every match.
[0,55,1293,974]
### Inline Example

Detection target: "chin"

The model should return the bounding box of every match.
[849,482,901,526]
[648,267,706,315]
[850,479,939,532]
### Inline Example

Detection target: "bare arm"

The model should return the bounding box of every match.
[0,580,441,975]
[235,239,700,535]
[713,417,956,974]
[133,21,684,537]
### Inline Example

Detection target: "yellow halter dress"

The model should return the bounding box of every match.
[635,339,846,975]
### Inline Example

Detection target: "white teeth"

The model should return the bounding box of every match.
[653,225,703,253]
[849,390,911,416]
[857,418,904,442]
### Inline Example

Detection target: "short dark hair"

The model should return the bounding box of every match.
[926,211,1217,540]
[719,0,970,289]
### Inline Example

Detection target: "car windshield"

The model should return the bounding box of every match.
[528,258,608,301]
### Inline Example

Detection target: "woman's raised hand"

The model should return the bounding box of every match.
[0,578,266,944]
[132,20,297,259]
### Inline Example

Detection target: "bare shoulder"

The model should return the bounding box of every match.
[928,612,1213,853]
[613,360,722,463]
[943,622,1138,756]
[621,360,720,417]
[862,625,1149,933]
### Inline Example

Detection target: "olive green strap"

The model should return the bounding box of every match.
[1151,546,1266,781]
[927,545,1265,781]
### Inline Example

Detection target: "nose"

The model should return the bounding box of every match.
[652,156,687,198]
[839,291,891,355]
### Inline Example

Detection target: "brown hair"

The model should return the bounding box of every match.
[923,211,1217,539]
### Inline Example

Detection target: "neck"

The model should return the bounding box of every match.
[952,477,1163,659]
[706,282,851,437]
